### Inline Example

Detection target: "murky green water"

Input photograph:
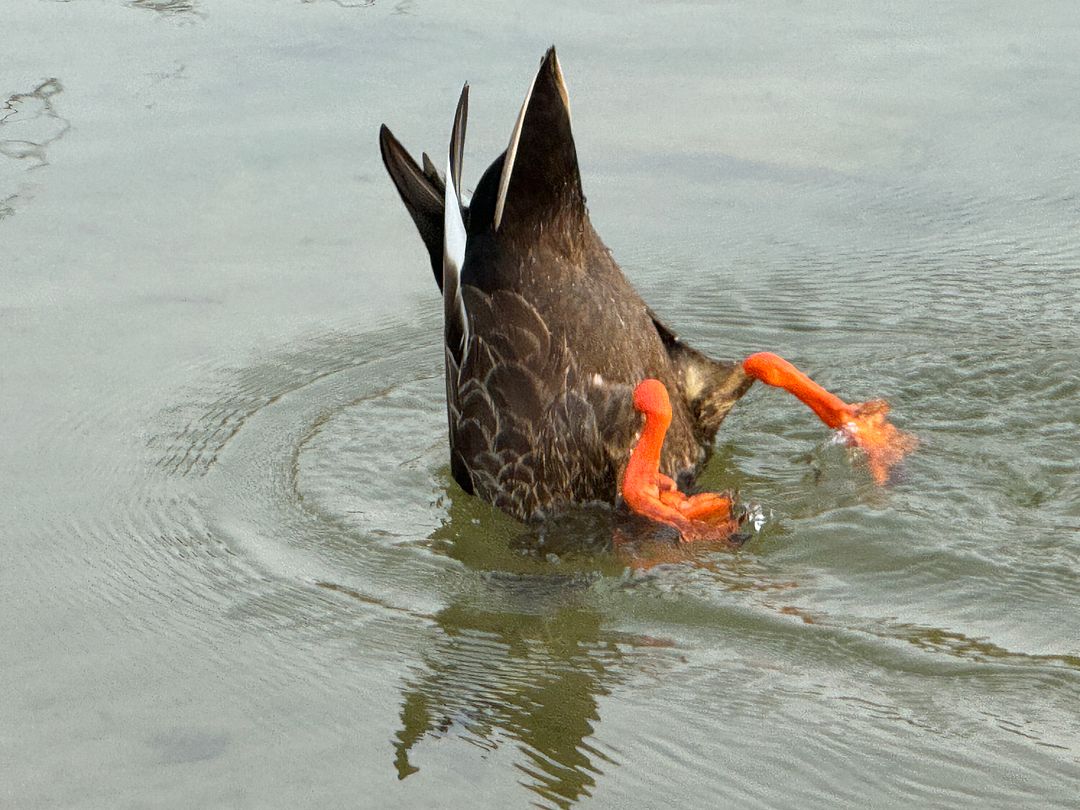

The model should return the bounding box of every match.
[4,2,1079,807]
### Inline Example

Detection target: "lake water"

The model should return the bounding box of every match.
[3,2,1079,807]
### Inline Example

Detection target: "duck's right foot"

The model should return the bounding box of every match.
[622,379,741,544]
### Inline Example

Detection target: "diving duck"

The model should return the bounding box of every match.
[379,48,913,541]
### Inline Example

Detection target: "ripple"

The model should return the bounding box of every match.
[0,77,70,222]
[96,304,1080,805]
[296,374,447,542]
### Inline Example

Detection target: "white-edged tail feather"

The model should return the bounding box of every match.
[443,86,469,360]
[493,70,538,232]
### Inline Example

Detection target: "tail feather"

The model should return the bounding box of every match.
[443,86,470,364]
[421,152,446,193]
[489,46,584,234]
[379,124,445,289]
[448,84,468,197]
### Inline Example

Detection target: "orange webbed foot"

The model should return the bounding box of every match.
[657,489,735,529]
[677,492,733,521]
[839,399,918,484]
[743,352,915,484]
[622,379,740,544]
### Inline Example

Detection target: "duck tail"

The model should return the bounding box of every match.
[379,124,447,290]
[468,46,586,236]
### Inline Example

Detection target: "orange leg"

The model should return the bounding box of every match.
[622,379,738,543]
[742,352,916,484]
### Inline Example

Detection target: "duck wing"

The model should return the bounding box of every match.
[448,286,641,517]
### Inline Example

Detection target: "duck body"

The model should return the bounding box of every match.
[380,48,752,521]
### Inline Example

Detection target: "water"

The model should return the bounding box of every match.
[3,2,1079,807]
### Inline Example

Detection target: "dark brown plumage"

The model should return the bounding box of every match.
[379,47,752,521]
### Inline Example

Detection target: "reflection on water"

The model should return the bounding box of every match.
[49,0,204,20]
[389,470,793,808]
[301,0,376,8]
[125,0,204,20]
[886,623,1080,672]
[288,355,1080,804]
[135,62,187,110]
[0,78,69,221]
[0,78,68,167]
[395,481,620,806]
[394,601,619,808]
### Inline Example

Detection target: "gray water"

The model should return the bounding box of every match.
[3,2,1079,807]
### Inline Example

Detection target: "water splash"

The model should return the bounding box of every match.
[838,398,919,484]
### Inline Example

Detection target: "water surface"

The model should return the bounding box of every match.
[3,2,1079,807]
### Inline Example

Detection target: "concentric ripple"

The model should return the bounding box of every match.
[116,285,1080,807]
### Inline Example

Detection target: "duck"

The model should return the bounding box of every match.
[379,47,914,541]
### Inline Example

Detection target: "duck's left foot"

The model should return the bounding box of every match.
[839,399,918,485]
[743,352,916,484]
